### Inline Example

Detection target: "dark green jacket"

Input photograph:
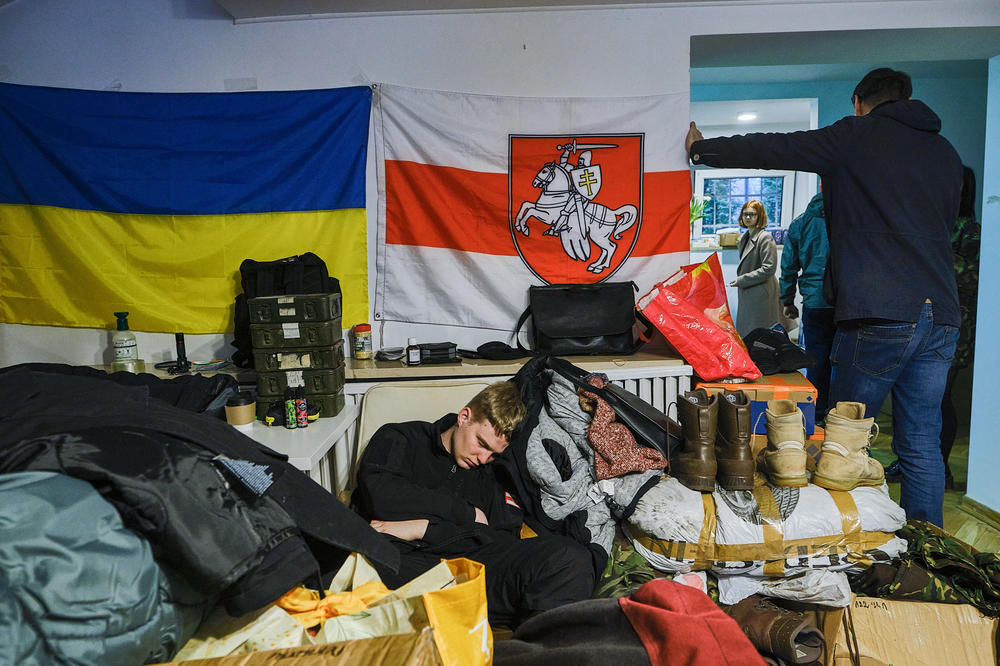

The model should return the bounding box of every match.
[779,193,831,309]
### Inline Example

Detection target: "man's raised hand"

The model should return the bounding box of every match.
[685,121,704,154]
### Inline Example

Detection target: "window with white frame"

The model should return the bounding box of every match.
[692,168,797,238]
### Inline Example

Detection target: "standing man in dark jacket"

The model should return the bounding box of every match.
[685,68,962,526]
[352,381,595,628]
[779,191,835,419]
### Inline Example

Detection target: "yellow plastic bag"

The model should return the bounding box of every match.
[318,557,492,666]
[423,558,492,666]
[172,555,491,665]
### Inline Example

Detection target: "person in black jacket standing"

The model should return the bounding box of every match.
[352,381,595,628]
[685,68,962,526]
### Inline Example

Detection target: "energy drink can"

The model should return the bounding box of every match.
[294,388,309,428]
[284,387,297,429]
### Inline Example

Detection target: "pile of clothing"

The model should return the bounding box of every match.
[0,365,397,664]
[496,357,668,579]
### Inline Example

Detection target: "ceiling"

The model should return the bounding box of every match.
[690,26,1000,132]
[691,27,1000,87]
[689,26,1000,132]
[692,98,815,137]
[691,27,1000,70]
[215,0,819,22]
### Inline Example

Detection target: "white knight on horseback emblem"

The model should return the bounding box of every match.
[514,138,638,274]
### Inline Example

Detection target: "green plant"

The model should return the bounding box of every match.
[690,194,710,234]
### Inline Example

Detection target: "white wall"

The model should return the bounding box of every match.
[967,53,1000,512]
[1,0,999,363]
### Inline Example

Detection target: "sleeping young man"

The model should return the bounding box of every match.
[352,381,594,628]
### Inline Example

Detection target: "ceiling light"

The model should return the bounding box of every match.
[737,112,758,122]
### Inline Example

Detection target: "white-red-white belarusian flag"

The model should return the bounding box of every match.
[373,84,690,331]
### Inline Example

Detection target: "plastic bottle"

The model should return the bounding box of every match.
[111,312,144,373]
[283,387,297,429]
[294,388,309,428]
[352,323,373,360]
[406,337,421,366]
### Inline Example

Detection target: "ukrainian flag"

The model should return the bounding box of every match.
[0,82,370,333]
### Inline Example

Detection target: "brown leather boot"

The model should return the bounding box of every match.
[716,389,755,490]
[672,389,718,492]
[725,595,825,664]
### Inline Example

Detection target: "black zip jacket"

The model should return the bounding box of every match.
[0,366,399,616]
[353,414,523,551]
[690,99,962,326]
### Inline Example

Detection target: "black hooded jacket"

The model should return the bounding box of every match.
[0,366,399,616]
[690,99,962,326]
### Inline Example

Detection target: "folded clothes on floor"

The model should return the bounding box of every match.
[850,519,1000,617]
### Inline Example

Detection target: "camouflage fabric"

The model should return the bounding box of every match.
[951,214,980,369]
[593,540,723,603]
[593,540,660,599]
[849,520,1000,616]
[705,571,720,604]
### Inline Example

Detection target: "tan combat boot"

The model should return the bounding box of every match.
[763,399,808,487]
[813,402,885,491]
[672,389,718,492]
[716,390,755,491]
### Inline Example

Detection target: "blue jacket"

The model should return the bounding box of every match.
[691,99,961,326]
[779,193,831,309]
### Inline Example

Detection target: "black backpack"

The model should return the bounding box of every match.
[230,253,341,369]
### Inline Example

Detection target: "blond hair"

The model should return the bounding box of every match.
[466,381,527,442]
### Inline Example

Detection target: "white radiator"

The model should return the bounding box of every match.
[342,367,692,410]
[602,369,691,420]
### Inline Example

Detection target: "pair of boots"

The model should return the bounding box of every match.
[764,400,884,490]
[673,389,755,492]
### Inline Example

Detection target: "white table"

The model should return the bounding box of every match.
[247,401,359,494]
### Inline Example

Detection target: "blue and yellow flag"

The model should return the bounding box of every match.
[0,82,370,333]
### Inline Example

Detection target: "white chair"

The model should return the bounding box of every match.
[345,380,493,497]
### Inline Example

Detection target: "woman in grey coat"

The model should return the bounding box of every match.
[731,200,781,337]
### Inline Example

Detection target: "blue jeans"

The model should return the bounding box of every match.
[828,303,958,526]
[801,306,836,418]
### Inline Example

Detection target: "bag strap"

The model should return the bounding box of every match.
[546,355,616,400]
[632,309,656,350]
[514,305,534,354]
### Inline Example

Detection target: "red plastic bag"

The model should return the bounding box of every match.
[638,252,760,381]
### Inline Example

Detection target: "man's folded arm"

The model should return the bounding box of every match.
[356,428,477,525]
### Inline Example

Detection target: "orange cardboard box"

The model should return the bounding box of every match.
[697,371,818,435]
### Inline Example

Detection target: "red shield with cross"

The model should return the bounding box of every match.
[509,134,643,284]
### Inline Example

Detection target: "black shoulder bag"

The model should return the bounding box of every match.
[515,282,652,356]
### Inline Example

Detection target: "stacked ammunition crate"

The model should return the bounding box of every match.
[248,292,346,422]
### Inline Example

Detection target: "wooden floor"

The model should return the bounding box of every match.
[868,409,1000,553]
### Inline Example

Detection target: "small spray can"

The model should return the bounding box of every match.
[294,388,309,428]
[283,387,297,429]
